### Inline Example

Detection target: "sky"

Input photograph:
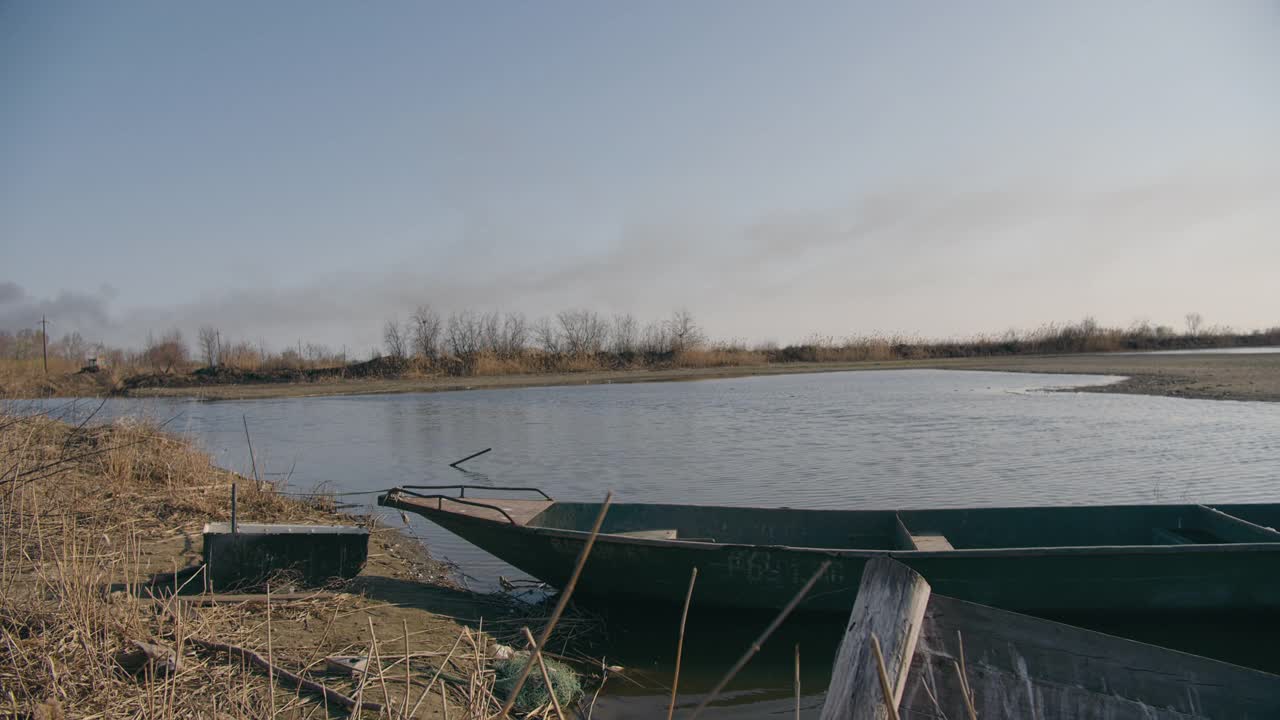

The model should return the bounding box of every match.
[2,1,1278,352]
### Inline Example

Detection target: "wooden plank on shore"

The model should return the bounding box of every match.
[820,557,931,720]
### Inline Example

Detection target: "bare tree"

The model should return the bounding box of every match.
[665,309,705,352]
[1185,312,1204,336]
[478,311,502,352]
[55,331,87,364]
[610,313,638,354]
[383,319,407,359]
[557,309,608,355]
[639,321,670,354]
[144,329,188,374]
[410,305,442,358]
[446,310,482,356]
[532,317,560,353]
[499,312,528,356]
[303,343,336,365]
[198,326,221,367]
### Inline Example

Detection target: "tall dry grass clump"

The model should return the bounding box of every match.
[0,404,328,717]
[672,345,767,368]
[0,406,605,718]
[0,360,121,399]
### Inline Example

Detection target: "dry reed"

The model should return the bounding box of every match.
[0,407,603,718]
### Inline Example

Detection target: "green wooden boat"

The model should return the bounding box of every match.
[378,486,1280,614]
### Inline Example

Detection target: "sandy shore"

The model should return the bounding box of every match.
[123,352,1280,403]
[949,352,1280,402]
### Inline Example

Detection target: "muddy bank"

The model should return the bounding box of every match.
[948,352,1280,402]
[117,352,1280,403]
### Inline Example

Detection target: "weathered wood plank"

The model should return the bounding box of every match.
[390,494,552,525]
[901,657,1210,720]
[820,557,932,720]
[900,594,1280,719]
[910,534,954,552]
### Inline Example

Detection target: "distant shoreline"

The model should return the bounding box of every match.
[117,352,1280,403]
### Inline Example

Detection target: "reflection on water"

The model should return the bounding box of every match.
[34,369,1280,718]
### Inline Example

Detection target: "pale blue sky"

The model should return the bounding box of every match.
[2,1,1278,349]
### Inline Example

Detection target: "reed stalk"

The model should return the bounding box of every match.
[666,566,698,720]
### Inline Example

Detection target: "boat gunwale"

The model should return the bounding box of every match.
[381,492,1280,558]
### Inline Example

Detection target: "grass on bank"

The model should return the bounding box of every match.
[0,404,605,718]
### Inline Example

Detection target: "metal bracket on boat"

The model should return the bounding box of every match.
[399,484,552,500]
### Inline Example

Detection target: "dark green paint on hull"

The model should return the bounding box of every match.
[380,490,1280,615]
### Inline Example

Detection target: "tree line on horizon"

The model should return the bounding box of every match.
[379,307,707,361]
[2,309,1278,379]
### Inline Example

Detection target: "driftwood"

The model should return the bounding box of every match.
[114,640,182,675]
[191,638,384,713]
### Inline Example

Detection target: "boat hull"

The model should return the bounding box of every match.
[403,501,1280,615]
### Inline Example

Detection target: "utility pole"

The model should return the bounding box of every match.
[38,315,49,374]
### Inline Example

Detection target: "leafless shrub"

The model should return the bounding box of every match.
[197,326,221,367]
[639,321,671,354]
[533,317,561,353]
[610,313,638,355]
[52,331,87,364]
[447,310,483,357]
[1185,312,1204,336]
[478,311,501,353]
[143,329,188,374]
[411,304,442,359]
[557,310,608,355]
[499,312,528,356]
[666,309,705,353]
[383,318,407,359]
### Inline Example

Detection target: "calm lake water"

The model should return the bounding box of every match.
[34,369,1280,717]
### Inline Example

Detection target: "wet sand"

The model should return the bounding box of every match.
[124,352,1280,403]
[950,352,1280,402]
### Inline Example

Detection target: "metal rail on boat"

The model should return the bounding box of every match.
[399,484,552,500]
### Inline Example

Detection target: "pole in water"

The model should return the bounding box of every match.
[449,447,492,469]
[231,483,238,534]
[242,415,260,483]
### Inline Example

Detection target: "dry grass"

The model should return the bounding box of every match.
[0,406,606,718]
[0,362,120,399]
[672,348,767,368]
[0,406,324,717]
